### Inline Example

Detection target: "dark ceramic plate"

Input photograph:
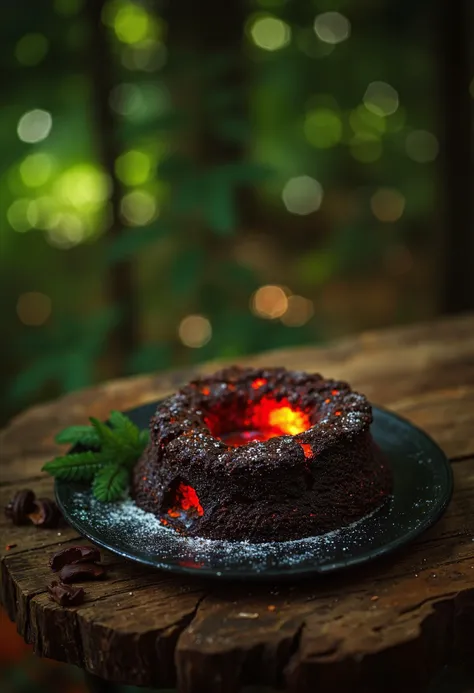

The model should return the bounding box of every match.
[56,403,453,581]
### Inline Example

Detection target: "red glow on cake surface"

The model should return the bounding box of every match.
[167,482,204,518]
[300,443,313,458]
[251,378,267,389]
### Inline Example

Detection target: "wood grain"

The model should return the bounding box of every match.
[1,313,474,692]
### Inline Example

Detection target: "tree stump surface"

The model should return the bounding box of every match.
[1,313,474,693]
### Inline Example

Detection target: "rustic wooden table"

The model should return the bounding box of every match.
[1,313,474,693]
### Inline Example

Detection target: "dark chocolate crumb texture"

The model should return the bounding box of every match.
[132,367,392,542]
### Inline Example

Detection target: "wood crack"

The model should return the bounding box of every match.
[449,452,474,463]
[399,591,461,617]
[0,475,46,489]
[280,621,306,687]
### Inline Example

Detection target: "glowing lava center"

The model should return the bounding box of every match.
[223,398,311,446]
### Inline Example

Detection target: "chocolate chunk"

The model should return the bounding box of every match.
[50,546,101,572]
[58,562,106,583]
[4,489,36,525]
[48,580,85,606]
[28,498,61,529]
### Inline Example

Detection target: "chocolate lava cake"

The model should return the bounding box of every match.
[132,367,392,542]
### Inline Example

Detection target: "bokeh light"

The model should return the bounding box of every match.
[120,190,156,225]
[297,27,335,58]
[113,3,150,44]
[15,33,49,66]
[16,292,52,326]
[56,164,110,208]
[109,82,170,121]
[178,315,212,348]
[26,196,60,230]
[115,150,151,185]
[363,81,399,117]
[370,188,405,222]
[121,40,167,72]
[47,213,86,248]
[19,153,54,188]
[304,108,342,148]
[7,199,33,233]
[17,110,52,143]
[282,176,323,215]
[25,200,40,227]
[109,83,143,116]
[405,130,439,163]
[251,285,288,319]
[313,12,351,45]
[350,133,382,162]
[349,105,386,135]
[281,295,314,326]
[249,15,291,51]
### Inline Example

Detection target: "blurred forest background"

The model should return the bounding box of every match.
[1,0,473,689]
[1,0,474,429]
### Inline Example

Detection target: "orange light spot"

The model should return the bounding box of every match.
[332,389,339,395]
[325,398,331,404]
[335,410,342,416]
[300,443,313,458]
[252,378,267,389]
[265,400,310,436]
[201,387,210,395]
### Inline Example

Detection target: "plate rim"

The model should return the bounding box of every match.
[55,404,454,581]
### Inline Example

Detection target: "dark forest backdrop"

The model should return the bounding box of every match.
[1,0,473,425]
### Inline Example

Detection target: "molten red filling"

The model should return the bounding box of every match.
[167,481,204,520]
[220,392,314,458]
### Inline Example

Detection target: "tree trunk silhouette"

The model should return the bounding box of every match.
[163,0,251,359]
[85,0,137,376]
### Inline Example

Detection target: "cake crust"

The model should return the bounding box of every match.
[132,366,392,542]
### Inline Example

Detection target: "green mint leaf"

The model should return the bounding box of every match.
[42,451,104,481]
[91,414,146,469]
[89,416,122,455]
[92,465,129,502]
[47,412,149,501]
[55,425,101,447]
[107,411,148,465]
[109,410,140,443]
[139,429,150,447]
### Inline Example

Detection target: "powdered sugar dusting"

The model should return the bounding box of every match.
[71,490,394,574]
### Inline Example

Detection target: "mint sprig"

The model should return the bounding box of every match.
[55,426,101,448]
[42,411,149,502]
[42,451,104,481]
[92,465,130,502]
